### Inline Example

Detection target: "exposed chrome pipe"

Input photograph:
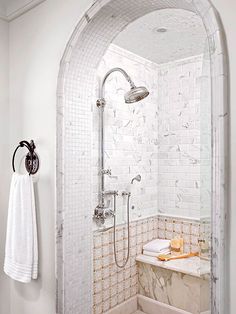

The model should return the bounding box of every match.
[96,68,149,209]
[94,68,149,267]
[96,68,135,208]
[100,68,136,99]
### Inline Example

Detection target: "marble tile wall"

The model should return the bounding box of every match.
[93,215,205,313]
[93,45,206,225]
[93,44,159,226]
[138,261,210,314]
[157,55,204,218]
[200,48,212,219]
[92,44,211,314]
[57,1,228,313]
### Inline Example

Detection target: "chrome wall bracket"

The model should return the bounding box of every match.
[96,98,106,108]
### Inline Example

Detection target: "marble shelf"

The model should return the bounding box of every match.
[136,254,210,278]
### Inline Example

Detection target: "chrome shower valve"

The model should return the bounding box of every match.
[93,205,115,225]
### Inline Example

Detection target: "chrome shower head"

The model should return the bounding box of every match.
[131,174,142,184]
[124,86,149,104]
[99,68,149,105]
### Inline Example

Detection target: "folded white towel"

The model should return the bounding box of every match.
[4,173,38,283]
[143,249,170,257]
[143,239,170,253]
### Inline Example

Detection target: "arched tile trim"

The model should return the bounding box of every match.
[56,1,228,313]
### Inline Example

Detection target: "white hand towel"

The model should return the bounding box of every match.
[4,173,38,283]
[143,239,170,253]
[143,249,170,257]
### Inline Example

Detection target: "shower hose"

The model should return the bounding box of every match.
[113,193,131,268]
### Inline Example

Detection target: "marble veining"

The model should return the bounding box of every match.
[137,261,210,314]
[136,255,210,278]
[157,55,205,218]
[94,44,159,226]
[93,44,206,225]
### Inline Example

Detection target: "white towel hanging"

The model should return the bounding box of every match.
[4,173,38,283]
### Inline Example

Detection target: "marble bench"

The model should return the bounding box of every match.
[136,255,210,314]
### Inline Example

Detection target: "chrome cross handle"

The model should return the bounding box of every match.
[101,168,112,176]
[93,205,115,225]
[101,169,118,179]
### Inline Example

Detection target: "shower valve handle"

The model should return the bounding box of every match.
[101,168,112,176]
[93,206,115,224]
[101,169,118,179]
[103,208,115,219]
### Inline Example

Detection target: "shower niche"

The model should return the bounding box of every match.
[57,1,228,314]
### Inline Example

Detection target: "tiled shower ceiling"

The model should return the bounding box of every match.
[114,9,206,64]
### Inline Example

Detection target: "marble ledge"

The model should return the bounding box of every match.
[136,255,210,278]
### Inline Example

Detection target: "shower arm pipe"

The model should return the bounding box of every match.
[99,67,136,100]
[97,68,135,208]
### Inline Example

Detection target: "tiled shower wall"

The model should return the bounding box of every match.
[157,55,203,218]
[92,46,208,313]
[93,45,204,223]
[57,1,227,313]
[93,215,208,314]
[93,44,159,225]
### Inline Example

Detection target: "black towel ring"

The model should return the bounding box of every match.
[12,140,39,175]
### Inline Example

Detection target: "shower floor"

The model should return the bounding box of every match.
[105,295,193,314]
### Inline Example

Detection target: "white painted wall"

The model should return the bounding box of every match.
[8,0,93,313]
[3,0,236,313]
[0,18,10,314]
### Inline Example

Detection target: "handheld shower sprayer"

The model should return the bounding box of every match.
[131,174,141,184]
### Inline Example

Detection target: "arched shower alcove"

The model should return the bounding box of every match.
[56,1,228,313]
